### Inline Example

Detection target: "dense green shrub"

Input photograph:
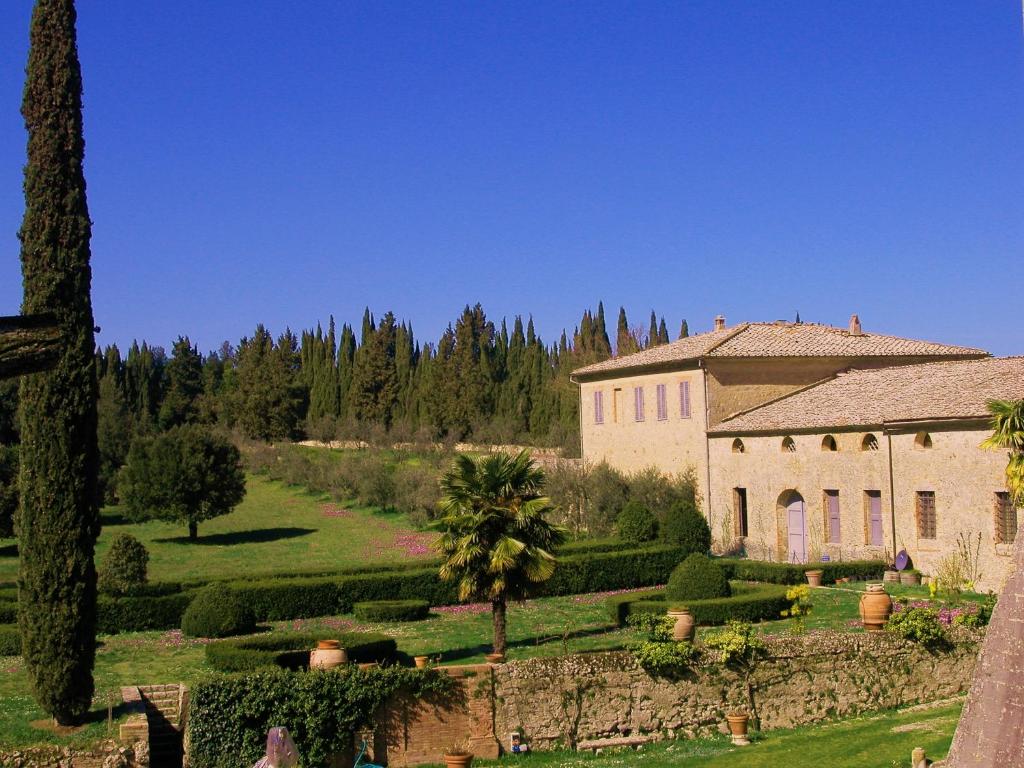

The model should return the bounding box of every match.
[627,466,699,522]
[626,614,698,678]
[617,501,658,543]
[0,444,17,539]
[0,600,16,624]
[188,666,454,768]
[608,583,790,627]
[181,584,256,638]
[667,554,731,601]
[887,606,951,652]
[0,623,20,656]
[717,558,885,585]
[353,600,430,622]
[97,533,149,596]
[97,591,194,634]
[660,499,710,555]
[205,631,396,672]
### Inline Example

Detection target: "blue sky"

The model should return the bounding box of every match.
[1,1,1022,355]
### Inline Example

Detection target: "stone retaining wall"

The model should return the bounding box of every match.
[0,740,148,768]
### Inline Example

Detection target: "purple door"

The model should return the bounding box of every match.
[868,492,884,546]
[787,495,807,563]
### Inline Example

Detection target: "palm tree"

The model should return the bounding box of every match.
[436,450,567,655]
[982,399,1024,504]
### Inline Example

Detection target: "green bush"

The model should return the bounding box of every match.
[887,605,951,652]
[607,583,790,627]
[0,623,20,656]
[353,600,430,622]
[97,533,149,596]
[181,584,256,639]
[617,501,658,543]
[0,600,15,624]
[97,591,194,633]
[660,499,710,555]
[205,631,397,672]
[717,558,885,585]
[666,553,731,601]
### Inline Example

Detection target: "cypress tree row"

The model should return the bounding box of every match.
[16,0,100,725]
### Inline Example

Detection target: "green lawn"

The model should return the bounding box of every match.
[464,701,961,768]
[0,474,434,584]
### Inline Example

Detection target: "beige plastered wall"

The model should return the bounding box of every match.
[578,367,709,503]
[708,426,1013,591]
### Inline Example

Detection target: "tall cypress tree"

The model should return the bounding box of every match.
[16,0,100,725]
[679,319,689,339]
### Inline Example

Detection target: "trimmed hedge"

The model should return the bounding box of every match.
[182,584,256,639]
[0,623,19,656]
[205,631,397,672]
[0,600,15,624]
[666,554,731,601]
[97,591,195,634]
[607,582,790,627]
[353,600,430,622]
[717,558,885,585]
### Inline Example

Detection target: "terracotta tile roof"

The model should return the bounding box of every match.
[711,357,1024,434]
[572,321,987,377]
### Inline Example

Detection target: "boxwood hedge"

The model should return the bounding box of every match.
[717,558,885,585]
[353,599,430,622]
[0,600,15,624]
[607,582,791,627]
[0,623,19,656]
[205,631,397,672]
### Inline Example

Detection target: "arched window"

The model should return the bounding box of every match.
[862,434,879,452]
[781,436,796,453]
[821,435,838,452]
[732,438,745,454]
[915,431,933,449]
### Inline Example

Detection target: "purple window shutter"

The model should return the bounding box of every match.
[656,384,667,420]
[827,492,840,543]
[634,387,644,421]
[594,391,603,424]
[680,381,691,418]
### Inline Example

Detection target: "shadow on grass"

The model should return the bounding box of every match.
[436,625,617,662]
[153,527,317,546]
[99,511,131,526]
[0,543,17,558]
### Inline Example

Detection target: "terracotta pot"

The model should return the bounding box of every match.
[414,655,430,669]
[900,571,921,586]
[485,652,505,664]
[667,609,696,642]
[444,753,473,768]
[805,570,823,587]
[883,570,900,584]
[859,583,893,631]
[726,713,750,746]
[310,641,348,669]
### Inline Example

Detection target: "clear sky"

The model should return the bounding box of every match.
[1,1,1022,356]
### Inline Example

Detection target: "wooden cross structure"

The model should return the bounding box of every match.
[0,313,61,380]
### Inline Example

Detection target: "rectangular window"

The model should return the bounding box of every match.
[679,380,691,419]
[865,491,883,546]
[824,490,840,544]
[916,491,937,539]
[593,391,604,425]
[634,386,645,422]
[733,488,749,538]
[656,384,667,421]
[996,491,1018,545]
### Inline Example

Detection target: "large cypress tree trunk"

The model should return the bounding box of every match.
[491,597,507,655]
[17,0,100,726]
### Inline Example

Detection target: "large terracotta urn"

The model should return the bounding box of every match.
[668,609,696,642]
[859,583,893,631]
[310,639,348,669]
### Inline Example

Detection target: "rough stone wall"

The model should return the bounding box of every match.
[0,741,148,768]
[493,632,978,750]
[578,367,709,501]
[707,426,1014,591]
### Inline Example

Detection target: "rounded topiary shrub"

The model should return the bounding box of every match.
[666,553,731,602]
[181,583,256,639]
[617,500,658,543]
[660,500,711,556]
[353,599,430,622]
[98,533,149,596]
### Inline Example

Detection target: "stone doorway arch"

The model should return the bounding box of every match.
[777,490,807,563]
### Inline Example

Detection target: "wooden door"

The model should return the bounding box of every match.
[787,495,807,563]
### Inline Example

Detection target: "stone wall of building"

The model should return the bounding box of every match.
[493,632,978,751]
[707,425,1013,591]
[578,366,709,499]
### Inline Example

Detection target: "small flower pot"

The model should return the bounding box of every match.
[726,713,750,746]
[485,652,505,664]
[444,753,473,768]
[414,655,430,669]
[900,571,921,586]
[805,570,824,587]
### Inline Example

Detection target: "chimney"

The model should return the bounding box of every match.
[714,315,726,331]
[849,314,863,335]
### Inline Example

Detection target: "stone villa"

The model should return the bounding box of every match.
[571,316,1023,591]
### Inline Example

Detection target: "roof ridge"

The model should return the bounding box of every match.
[703,322,750,354]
